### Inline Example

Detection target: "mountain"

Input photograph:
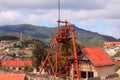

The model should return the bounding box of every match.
[118,39,120,41]
[0,24,118,47]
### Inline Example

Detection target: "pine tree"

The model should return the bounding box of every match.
[32,42,47,70]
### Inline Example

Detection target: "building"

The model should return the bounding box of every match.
[0,74,25,80]
[76,48,116,80]
[1,59,32,71]
[104,42,120,48]
[0,40,15,50]
[103,42,120,56]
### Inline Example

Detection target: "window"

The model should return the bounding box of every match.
[81,71,86,78]
[88,72,93,78]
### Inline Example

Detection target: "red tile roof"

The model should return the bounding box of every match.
[0,74,25,80]
[81,48,114,66]
[1,60,32,67]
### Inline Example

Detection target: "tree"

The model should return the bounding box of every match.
[61,40,81,55]
[32,41,47,70]
[0,35,19,41]
[114,51,120,57]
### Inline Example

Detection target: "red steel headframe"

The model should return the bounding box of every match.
[40,19,80,80]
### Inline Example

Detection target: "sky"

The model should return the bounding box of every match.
[0,0,120,38]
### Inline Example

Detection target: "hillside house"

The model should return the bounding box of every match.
[0,41,15,49]
[75,48,116,80]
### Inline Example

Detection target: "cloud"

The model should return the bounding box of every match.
[0,10,23,25]
[0,0,57,9]
[98,27,120,39]
[0,0,105,10]
[0,0,120,38]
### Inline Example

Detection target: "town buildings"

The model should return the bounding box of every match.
[0,39,119,80]
[104,42,120,56]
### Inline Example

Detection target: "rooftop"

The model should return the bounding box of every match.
[1,59,32,67]
[0,74,25,80]
[81,47,114,66]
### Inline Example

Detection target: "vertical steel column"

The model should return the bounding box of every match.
[71,29,80,80]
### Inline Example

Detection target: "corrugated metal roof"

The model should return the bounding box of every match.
[81,48,114,66]
[1,60,32,67]
[0,74,25,80]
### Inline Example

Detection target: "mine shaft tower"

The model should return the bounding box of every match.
[40,0,80,80]
[40,19,80,80]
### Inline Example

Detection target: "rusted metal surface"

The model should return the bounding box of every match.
[40,20,80,80]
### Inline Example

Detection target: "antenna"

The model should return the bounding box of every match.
[58,0,60,20]
[57,0,61,35]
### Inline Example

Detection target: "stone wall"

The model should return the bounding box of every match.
[25,74,65,80]
[96,66,116,80]
[105,77,120,80]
